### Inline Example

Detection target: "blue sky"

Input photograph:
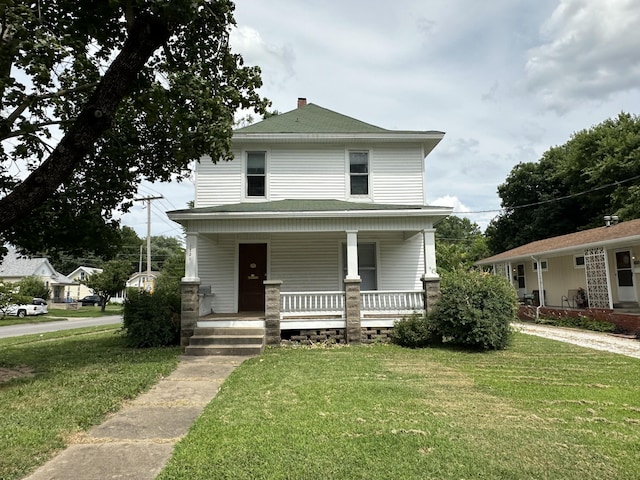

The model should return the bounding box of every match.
[122,0,640,238]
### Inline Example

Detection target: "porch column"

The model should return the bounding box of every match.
[345,230,360,280]
[180,232,200,347]
[421,229,441,313]
[180,280,200,347]
[183,232,199,281]
[264,280,283,346]
[344,278,362,344]
[422,229,438,280]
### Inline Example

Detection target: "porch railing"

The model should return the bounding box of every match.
[281,291,345,317]
[280,290,424,317]
[361,290,424,314]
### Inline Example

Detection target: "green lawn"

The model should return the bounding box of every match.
[0,326,180,480]
[158,336,640,480]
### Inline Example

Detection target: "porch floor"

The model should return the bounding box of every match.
[199,312,265,321]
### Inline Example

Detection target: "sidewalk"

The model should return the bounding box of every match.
[23,355,251,480]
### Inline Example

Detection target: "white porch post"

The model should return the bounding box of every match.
[421,229,438,280]
[183,232,200,282]
[346,230,360,280]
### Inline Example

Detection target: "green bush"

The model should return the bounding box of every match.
[429,269,518,350]
[122,289,180,348]
[391,313,437,348]
[18,276,50,300]
[537,315,616,332]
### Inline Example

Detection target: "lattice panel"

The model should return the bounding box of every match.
[584,247,610,308]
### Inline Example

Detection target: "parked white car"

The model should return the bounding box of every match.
[5,298,49,317]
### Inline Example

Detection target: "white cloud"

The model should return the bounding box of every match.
[526,0,640,112]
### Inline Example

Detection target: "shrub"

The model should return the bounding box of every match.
[122,289,180,348]
[429,269,518,350]
[537,315,616,333]
[391,313,437,348]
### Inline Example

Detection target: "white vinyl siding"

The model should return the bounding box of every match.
[371,146,425,205]
[197,236,236,313]
[195,153,243,207]
[194,143,426,206]
[269,146,345,200]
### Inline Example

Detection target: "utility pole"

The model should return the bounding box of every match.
[134,195,163,291]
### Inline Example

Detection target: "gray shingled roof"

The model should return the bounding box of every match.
[234,103,443,135]
[0,246,48,277]
[169,199,439,215]
[477,218,640,264]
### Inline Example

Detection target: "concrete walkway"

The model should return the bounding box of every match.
[23,355,251,480]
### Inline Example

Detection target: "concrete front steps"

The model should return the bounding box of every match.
[185,327,265,356]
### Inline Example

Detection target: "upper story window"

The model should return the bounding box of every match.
[349,151,369,196]
[246,151,266,197]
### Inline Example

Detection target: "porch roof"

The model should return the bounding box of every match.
[477,218,640,264]
[167,199,452,221]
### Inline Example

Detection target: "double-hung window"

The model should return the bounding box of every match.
[246,151,266,197]
[349,151,369,195]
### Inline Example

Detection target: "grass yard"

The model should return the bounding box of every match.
[159,335,640,480]
[0,326,180,480]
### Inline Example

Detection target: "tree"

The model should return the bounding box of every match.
[17,276,49,300]
[0,282,30,318]
[84,260,131,311]
[487,112,640,253]
[435,216,489,273]
[0,1,268,257]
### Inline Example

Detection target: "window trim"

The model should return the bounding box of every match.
[532,259,548,272]
[574,255,585,269]
[244,150,268,199]
[346,149,371,198]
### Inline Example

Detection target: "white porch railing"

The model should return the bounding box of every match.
[280,290,425,317]
[361,290,425,314]
[281,291,345,317]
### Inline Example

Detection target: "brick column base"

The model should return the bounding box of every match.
[180,280,200,347]
[421,277,441,314]
[344,278,362,344]
[264,280,283,346]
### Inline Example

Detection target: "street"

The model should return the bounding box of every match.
[0,315,123,339]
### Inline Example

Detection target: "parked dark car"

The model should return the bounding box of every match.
[80,295,102,307]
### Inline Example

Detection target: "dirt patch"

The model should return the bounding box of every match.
[0,365,35,383]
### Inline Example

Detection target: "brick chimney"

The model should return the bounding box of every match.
[297,97,307,108]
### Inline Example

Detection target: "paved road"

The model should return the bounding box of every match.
[0,315,123,339]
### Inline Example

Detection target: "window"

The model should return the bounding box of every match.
[574,255,585,268]
[533,260,548,272]
[246,151,266,197]
[342,242,377,290]
[349,151,369,195]
[516,264,525,289]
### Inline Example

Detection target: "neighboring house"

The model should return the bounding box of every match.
[477,218,640,310]
[168,99,452,345]
[67,266,103,301]
[127,271,159,293]
[0,246,74,302]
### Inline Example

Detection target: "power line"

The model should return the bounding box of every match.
[451,174,640,215]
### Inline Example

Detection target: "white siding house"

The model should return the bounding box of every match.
[168,100,452,345]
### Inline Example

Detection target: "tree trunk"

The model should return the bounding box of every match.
[0,14,171,232]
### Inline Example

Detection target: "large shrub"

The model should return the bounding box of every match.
[18,276,50,300]
[391,313,437,348]
[429,269,517,350]
[122,289,180,348]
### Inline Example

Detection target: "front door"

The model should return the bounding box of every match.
[238,243,267,312]
[615,250,636,302]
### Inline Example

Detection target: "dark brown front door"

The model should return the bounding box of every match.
[238,243,267,312]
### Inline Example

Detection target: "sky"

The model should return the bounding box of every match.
[121,0,640,239]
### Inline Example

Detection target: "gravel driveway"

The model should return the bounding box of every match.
[514,322,640,359]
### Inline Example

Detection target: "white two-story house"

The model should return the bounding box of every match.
[168,99,452,347]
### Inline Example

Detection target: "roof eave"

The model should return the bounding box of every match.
[477,234,640,265]
[168,206,453,223]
